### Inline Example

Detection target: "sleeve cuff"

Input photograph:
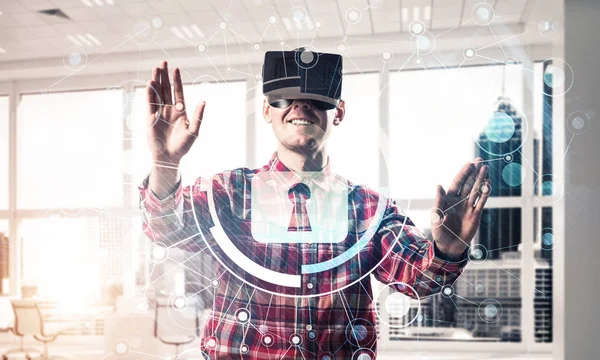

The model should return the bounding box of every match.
[433,241,470,262]
[141,174,182,204]
[428,241,470,277]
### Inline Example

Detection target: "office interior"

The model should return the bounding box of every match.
[0,0,597,359]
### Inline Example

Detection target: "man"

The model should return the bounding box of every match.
[140,50,490,359]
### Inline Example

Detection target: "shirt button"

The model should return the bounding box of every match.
[307,282,314,289]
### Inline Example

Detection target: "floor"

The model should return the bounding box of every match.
[0,335,552,359]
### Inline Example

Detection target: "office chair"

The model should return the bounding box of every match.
[1,297,44,360]
[9,299,72,360]
[154,297,201,357]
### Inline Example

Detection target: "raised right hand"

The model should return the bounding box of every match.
[146,61,206,165]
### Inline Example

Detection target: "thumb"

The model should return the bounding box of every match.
[188,101,206,136]
[430,185,447,227]
[433,185,446,211]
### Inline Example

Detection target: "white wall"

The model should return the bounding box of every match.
[561,0,600,359]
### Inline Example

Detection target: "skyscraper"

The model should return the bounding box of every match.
[475,95,524,260]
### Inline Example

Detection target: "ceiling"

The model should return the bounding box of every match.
[0,0,555,65]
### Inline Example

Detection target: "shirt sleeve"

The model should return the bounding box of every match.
[138,173,225,253]
[370,198,469,299]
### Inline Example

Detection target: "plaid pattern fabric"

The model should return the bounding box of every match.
[139,152,469,359]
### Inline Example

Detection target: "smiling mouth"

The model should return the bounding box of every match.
[287,118,314,126]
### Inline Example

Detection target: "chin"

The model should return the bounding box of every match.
[283,137,321,152]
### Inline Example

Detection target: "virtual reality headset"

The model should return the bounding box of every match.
[262,48,343,110]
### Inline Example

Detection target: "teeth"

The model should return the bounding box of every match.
[290,119,311,125]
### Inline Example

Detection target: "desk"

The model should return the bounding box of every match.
[103,312,207,359]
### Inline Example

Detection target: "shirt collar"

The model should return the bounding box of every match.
[265,152,338,192]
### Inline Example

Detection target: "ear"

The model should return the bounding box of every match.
[262,98,272,124]
[335,100,346,124]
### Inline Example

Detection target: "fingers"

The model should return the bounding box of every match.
[159,61,172,105]
[469,164,489,207]
[188,101,206,136]
[460,157,483,197]
[447,162,475,196]
[146,80,159,116]
[474,179,491,214]
[173,68,185,106]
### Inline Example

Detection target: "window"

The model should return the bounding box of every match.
[18,90,124,209]
[0,96,8,210]
[253,84,278,168]
[388,64,526,343]
[129,81,248,204]
[180,81,248,181]
[19,217,101,311]
[328,73,380,189]
[389,64,523,199]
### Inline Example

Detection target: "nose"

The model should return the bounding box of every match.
[291,99,312,110]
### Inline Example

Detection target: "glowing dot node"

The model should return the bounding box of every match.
[300,50,314,64]
[463,46,477,60]
[236,308,250,323]
[380,49,393,62]
[472,3,495,26]
[115,343,127,354]
[410,21,425,35]
[469,244,488,262]
[196,43,207,54]
[262,333,274,347]
[291,8,305,23]
[345,8,362,24]
[151,16,164,29]
[174,296,186,309]
[151,247,166,261]
[385,292,411,317]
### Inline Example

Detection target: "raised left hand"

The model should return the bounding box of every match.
[431,157,491,260]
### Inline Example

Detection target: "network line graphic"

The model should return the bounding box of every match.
[37,1,585,359]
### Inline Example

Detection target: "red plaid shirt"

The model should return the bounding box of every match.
[139,152,469,359]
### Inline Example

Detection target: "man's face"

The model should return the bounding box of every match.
[263,98,345,153]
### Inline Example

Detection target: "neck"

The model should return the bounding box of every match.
[276,143,328,173]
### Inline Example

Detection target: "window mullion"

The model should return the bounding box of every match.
[520,60,536,349]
